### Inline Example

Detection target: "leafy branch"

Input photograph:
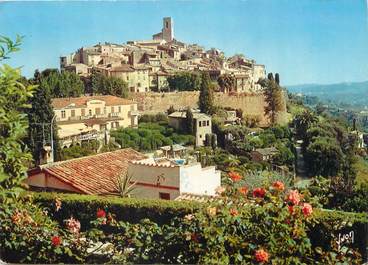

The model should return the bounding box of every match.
[0,35,24,61]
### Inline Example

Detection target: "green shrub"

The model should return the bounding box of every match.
[30,192,200,228]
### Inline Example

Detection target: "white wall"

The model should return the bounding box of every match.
[179,163,220,196]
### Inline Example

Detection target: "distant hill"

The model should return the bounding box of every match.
[286,81,368,106]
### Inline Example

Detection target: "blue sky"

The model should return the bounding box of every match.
[1,0,367,85]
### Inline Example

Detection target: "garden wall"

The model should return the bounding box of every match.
[131,91,288,126]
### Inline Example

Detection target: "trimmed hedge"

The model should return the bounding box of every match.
[26,192,368,261]
[29,192,200,229]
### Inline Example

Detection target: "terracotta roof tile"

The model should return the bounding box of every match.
[40,148,146,195]
[52,95,135,109]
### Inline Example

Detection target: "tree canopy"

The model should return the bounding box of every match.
[91,71,129,98]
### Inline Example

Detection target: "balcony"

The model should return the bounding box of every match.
[109,112,121,118]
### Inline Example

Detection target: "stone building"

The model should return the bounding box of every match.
[168,110,212,147]
[153,17,174,42]
[52,95,139,148]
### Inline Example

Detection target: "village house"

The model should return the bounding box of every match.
[250,147,279,162]
[168,110,212,147]
[26,148,221,200]
[52,95,139,148]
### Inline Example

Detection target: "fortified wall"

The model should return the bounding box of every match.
[131,91,287,126]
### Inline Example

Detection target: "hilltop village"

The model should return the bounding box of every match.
[60,17,266,93]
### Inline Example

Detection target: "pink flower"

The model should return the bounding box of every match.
[96,209,106,219]
[255,249,269,263]
[66,217,81,234]
[51,236,62,246]
[302,203,313,217]
[229,172,242,182]
[272,181,285,191]
[286,190,301,205]
[253,188,266,198]
[215,186,226,195]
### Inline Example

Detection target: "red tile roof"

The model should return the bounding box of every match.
[52,95,135,109]
[38,148,146,195]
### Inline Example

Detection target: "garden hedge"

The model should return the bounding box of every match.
[28,192,200,228]
[28,191,368,261]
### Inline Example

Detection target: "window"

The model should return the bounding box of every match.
[118,106,121,112]
[81,109,85,116]
[165,21,169,28]
[89,109,92,116]
[111,106,115,113]
[61,110,66,118]
[207,120,210,126]
[96,108,101,115]
[159,192,170,200]
[199,134,202,138]
[199,121,202,127]
[71,110,75,117]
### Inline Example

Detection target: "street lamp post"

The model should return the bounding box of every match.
[50,114,57,162]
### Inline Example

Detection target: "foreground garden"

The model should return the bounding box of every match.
[1,171,367,264]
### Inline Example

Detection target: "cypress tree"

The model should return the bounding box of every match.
[199,72,214,115]
[26,78,60,165]
[185,107,194,134]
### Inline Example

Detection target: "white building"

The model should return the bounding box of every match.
[128,157,221,200]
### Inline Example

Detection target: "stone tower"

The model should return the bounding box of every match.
[162,17,173,42]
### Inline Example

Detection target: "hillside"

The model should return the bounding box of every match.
[287,81,368,106]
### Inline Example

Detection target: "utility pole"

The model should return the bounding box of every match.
[50,114,57,162]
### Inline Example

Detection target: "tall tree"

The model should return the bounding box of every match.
[185,107,194,134]
[275,73,280,85]
[25,84,59,165]
[0,35,35,202]
[199,72,214,115]
[259,76,284,125]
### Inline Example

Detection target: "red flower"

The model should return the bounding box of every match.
[253,188,266,198]
[228,172,242,182]
[288,205,294,215]
[96,209,106,219]
[286,190,301,205]
[230,208,239,216]
[272,181,285,191]
[255,249,269,263]
[51,236,62,246]
[302,203,313,217]
[238,186,248,195]
[191,233,199,243]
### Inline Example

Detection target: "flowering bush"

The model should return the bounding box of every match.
[1,173,363,264]
[167,172,361,264]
